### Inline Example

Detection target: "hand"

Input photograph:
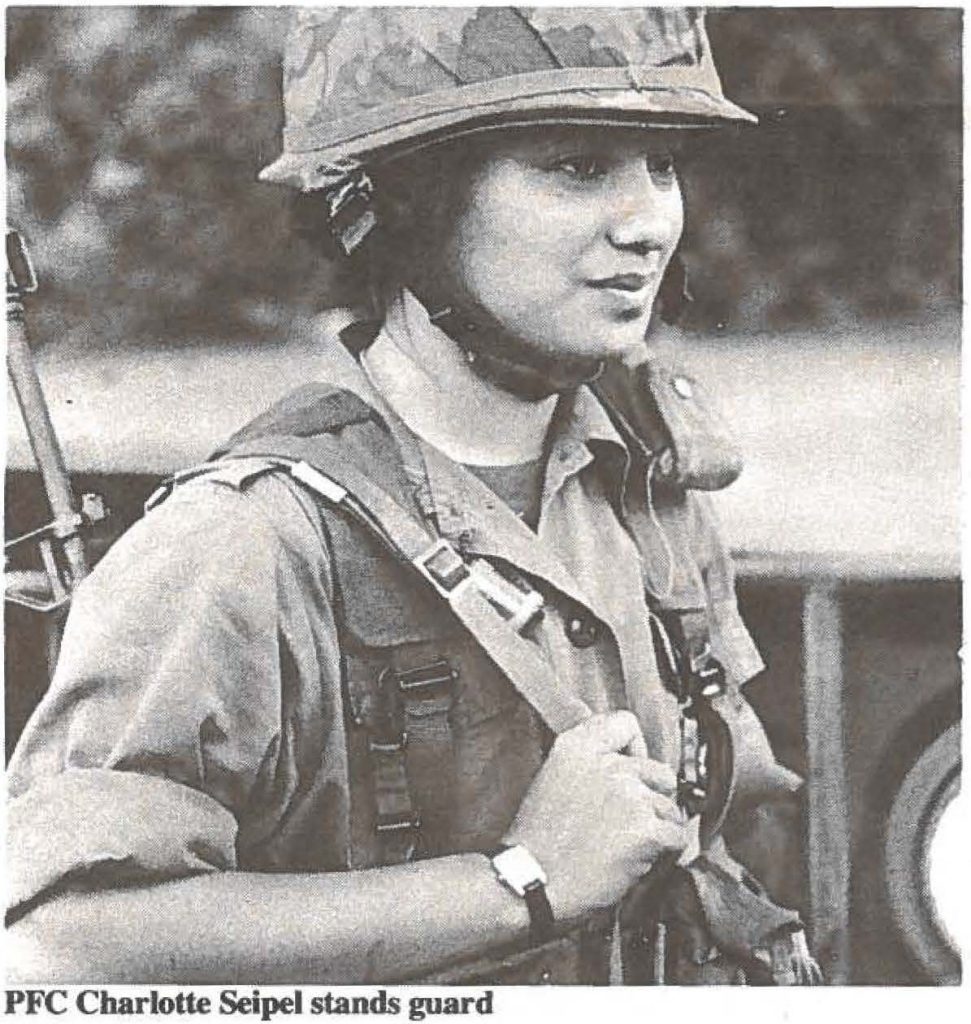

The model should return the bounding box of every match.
[503,710,687,922]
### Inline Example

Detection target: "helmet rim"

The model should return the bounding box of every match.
[261,77,756,191]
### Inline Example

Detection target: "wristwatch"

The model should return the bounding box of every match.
[487,843,556,944]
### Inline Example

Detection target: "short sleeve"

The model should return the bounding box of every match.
[6,476,331,916]
[689,492,765,685]
[687,493,801,801]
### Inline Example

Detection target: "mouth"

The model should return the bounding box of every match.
[587,267,662,319]
[588,249,665,296]
[589,273,652,293]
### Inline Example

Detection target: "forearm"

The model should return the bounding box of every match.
[7,855,532,984]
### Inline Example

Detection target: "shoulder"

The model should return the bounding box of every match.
[97,461,332,599]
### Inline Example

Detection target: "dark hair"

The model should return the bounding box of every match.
[288,141,478,314]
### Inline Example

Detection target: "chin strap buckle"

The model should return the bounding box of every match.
[325,169,376,255]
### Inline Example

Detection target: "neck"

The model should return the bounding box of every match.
[361,290,559,466]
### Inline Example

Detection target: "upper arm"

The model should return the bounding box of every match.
[6,472,342,916]
[686,491,764,686]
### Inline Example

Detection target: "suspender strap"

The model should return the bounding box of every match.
[647,606,736,848]
[395,660,458,848]
[368,725,419,864]
[357,659,459,865]
[224,441,590,735]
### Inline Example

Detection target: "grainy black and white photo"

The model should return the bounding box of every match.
[4,5,961,991]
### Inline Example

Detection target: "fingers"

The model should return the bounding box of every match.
[621,722,649,763]
[651,795,684,824]
[651,819,688,854]
[629,820,688,867]
[611,769,683,823]
[633,758,677,796]
[571,710,647,757]
[604,752,678,797]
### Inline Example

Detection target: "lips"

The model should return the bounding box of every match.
[589,252,664,292]
[590,273,651,292]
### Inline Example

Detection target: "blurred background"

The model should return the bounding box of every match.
[5,5,963,987]
[5,6,962,348]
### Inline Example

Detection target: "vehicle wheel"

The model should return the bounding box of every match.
[882,716,961,984]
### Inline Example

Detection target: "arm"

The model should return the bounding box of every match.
[8,855,529,984]
[7,478,685,983]
[9,712,685,984]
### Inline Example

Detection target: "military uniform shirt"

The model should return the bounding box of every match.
[6,316,768,917]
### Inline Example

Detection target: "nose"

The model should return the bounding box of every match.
[606,160,683,255]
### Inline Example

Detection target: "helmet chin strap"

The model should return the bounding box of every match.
[413,288,606,402]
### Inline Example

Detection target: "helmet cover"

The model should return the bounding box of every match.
[261,6,757,192]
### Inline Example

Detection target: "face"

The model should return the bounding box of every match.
[438,126,684,364]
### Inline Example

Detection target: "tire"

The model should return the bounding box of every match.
[881,715,961,984]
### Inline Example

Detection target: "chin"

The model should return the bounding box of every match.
[514,306,651,365]
[595,324,651,362]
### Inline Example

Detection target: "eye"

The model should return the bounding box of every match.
[550,153,609,181]
[646,151,677,183]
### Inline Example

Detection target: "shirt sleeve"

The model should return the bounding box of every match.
[6,473,337,916]
[688,492,765,685]
[688,492,802,800]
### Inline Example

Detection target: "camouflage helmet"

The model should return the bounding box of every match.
[260,6,756,195]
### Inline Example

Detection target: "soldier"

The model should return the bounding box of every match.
[7,8,819,984]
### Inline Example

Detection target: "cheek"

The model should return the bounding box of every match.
[453,179,585,304]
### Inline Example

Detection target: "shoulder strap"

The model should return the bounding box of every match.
[221,430,590,737]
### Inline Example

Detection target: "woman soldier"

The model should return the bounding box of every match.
[8,7,819,985]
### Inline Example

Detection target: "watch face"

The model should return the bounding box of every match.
[493,844,547,897]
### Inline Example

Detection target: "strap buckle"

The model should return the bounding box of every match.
[678,714,709,816]
[374,811,422,836]
[325,169,376,256]
[691,657,726,700]
[6,229,38,296]
[390,660,458,703]
[414,538,472,598]
[468,560,544,635]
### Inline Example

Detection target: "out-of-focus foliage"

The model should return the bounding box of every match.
[692,7,962,330]
[5,6,961,348]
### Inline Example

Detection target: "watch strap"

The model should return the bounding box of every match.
[523,879,556,944]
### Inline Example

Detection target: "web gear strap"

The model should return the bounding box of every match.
[223,438,592,738]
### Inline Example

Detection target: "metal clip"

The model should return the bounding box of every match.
[390,660,458,702]
[414,538,472,598]
[6,229,38,296]
[374,811,421,835]
[368,732,408,755]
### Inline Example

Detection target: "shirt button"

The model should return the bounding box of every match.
[672,375,694,400]
[566,614,600,648]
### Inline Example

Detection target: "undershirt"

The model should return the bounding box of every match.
[464,458,545,530]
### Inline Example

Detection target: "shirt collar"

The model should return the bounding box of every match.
[312,299,638,519]
[544,385,632,512]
